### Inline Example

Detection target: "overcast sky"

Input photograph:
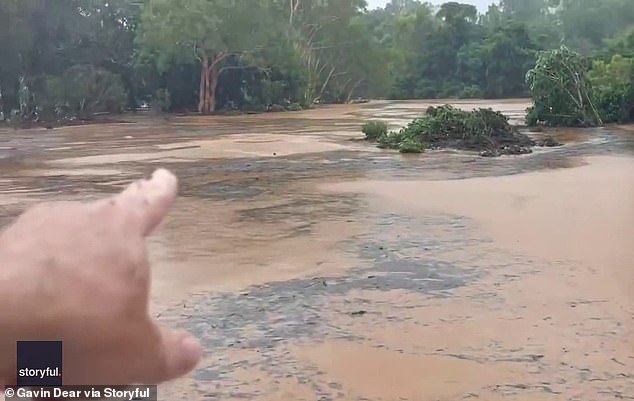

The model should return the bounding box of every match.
[366,0,495,12]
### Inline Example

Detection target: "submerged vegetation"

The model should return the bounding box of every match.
[362,121,389,141]
[0,0,632,127]
[367,105,548,156]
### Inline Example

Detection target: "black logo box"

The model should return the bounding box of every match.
[16,341,63,386]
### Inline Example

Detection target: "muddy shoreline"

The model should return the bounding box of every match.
[1,99,633,401]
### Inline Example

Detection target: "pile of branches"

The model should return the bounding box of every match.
[368,105,548,156]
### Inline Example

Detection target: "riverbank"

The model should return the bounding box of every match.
[0,98,530,131]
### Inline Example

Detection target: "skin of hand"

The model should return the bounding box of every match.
[0,169,202,386]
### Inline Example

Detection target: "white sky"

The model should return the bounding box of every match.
[366,0,495,12]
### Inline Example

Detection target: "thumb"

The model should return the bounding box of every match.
[94,169,178,237]
[138,324,202,384]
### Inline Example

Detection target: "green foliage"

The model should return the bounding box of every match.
[606,27,634,58]
[377,130,405,150]
[526,47,633,126]
[373,1,540,100]
[557,0,634,55]
[1,0,634,123]
[373,104,534,156]
[38,66,127,119]
[398,137,425,153]
[526,46,602,127]
[269,104,286,112]
[287,103,303,111]
[137,0,267,68]
[588,55,634,123]
[593,86,634,124]
[460,85,483,99]
[152,88,172,112]
[362,121,388,141]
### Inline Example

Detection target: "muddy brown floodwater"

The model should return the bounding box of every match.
[1,99,634,401]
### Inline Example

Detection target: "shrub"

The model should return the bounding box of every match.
[377,131,405,149]
[373,104,533,156]
[269,104,285,112]
[588,55,634,123]
[399,137,425,153]
[65,65,127,116]
[362,120,388,141]
[287,102,303,111]
[33,65,127,121]
[152,88,171,112]
[460,85,483,99]
[593,84,634,123]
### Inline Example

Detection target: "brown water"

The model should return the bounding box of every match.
[1,99,633,401]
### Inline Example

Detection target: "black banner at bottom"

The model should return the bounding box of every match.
[4,385,157,401]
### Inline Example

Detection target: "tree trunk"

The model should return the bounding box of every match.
[198,56,209,114]
[198,53,226,114]
[204,61,211,113]
[346,78,365,103]
[317,67,336,102]
[207,65,219,113]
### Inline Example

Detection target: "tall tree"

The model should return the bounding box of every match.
[556,0,634,54]
[283,0,372,105]
[137,0,274,114]
[526,46,602,126]
[71,0,142,107]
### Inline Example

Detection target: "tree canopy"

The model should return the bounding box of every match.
[0,0,632,122]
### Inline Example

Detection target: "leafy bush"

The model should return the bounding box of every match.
[439,82,464,98]
[152,88,171,112]
[65,65,127,116]
[287,102,303,111]
[260,80,287,107]
[269,104,285,112]
[377,131,405,149]
[593,84,634,123]
[588,55,634,123]
[36,75,71,121]
[461,85,483,99]
[33,65,127,121]
[362,120,388,141]
[374,104,534,156]
[399,137,425,153]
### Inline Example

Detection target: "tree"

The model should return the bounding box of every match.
[0,0,140,119]
[70,0,142,108]
[556,0,634,55]
[526,46,602,126]
[368,2,437,98]
[500,0,550,23]
[283,0,373,105]
[606,27,634,58]
[410,2,484,98]
[3,0,634,122]
[0,0,78,115]
[136,0,274,114]
[459,21,538,98]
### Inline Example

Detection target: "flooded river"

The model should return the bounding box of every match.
[1,99,633,400]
